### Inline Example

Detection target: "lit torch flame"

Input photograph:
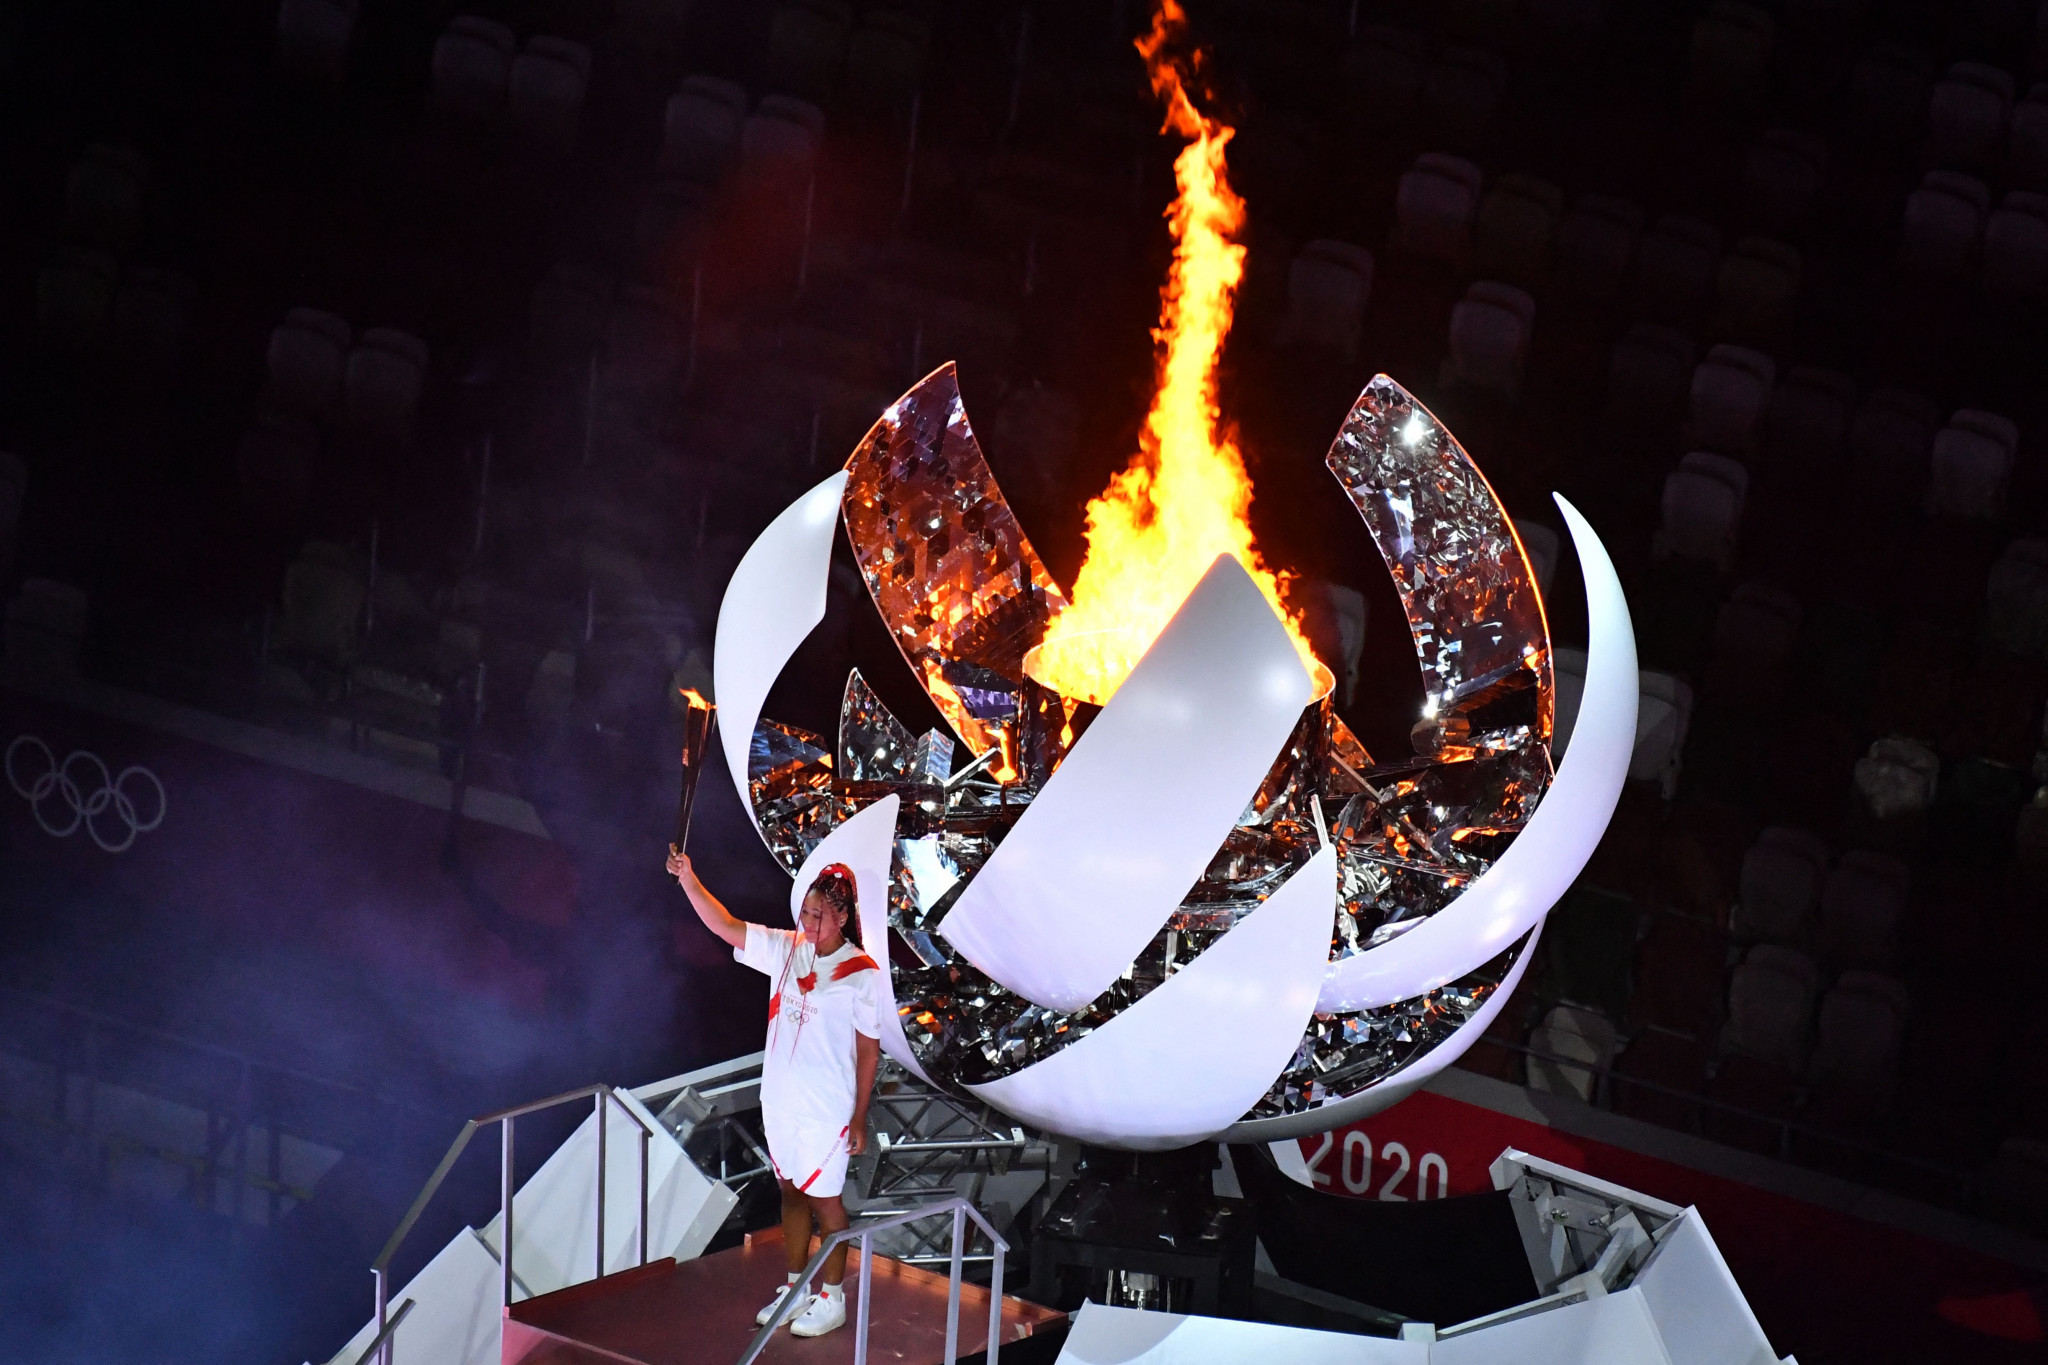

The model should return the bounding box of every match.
[1029,0,1321,707]
[673,687,717,852]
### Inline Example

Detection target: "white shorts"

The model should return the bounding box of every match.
[764,1103,852,1198]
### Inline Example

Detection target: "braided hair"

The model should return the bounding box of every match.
[807,862,860,945]
[769,862,864,1055]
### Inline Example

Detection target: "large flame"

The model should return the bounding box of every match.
[1030,0,1319,707]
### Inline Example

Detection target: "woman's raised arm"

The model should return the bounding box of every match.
[667,847,749,950]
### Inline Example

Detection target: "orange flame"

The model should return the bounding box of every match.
[1029,0,1319,707]
[678,687,713,710]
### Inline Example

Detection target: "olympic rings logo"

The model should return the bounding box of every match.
[5,735,167,854]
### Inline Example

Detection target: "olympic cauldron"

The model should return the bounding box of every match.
[711,366,1638,1150]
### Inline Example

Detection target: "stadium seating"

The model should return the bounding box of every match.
[432,17,516,124]
[1393,154,1483,267]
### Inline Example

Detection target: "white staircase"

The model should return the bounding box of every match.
[317,1075,740,1365]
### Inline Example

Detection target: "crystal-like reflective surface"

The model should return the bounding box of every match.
[839,669,919,782]
[911,730,956,783]
[748,719,835,873]
[1326,375,1553,748]
[1245,936,1531,1120]
[841,362,1070,760]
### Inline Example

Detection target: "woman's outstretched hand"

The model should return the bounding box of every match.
[666,844,694,888]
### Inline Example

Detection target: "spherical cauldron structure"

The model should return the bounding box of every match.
[710,366,1638,1149]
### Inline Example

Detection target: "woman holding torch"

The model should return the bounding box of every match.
[667,849,882,1339]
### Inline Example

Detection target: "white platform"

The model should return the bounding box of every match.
[1058,1303,1429,1364]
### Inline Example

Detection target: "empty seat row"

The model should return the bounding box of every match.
[1441,281,1534,399]
[653,84,825,261]
[1472,173,1561,283]
[1341,28,1508,147]
[1610,337,1821,459]
[433,18,592,149]
[1688,1,1773,104]
[1528,951,1912,1124]
[1927,409,2021,519]
[733,95,826,203]
[1273,239,1374,356]
[1903,172,2048,302]
[1987,539,2048,661]
[1395,156,1805,335]
[1924,61,2048,186]
[1527,1004,1615,1102]
[263,308,428,442]
[1393,152,1484,263]
[1725,946,1912,1116]
[36,251,193,365]
[1735,827,1910,966]
[1654,398,2022,573]
[1709,582,1801,700]
[764,1,929,113]
[1687,344,1774,455]
[276,0,357,87]
[65,144,148,253]
[1743,130,1827,237]
[242,314,428,520]
[661,76,748,181]
[1553,655,1694,797]
[1656,451,1748,570]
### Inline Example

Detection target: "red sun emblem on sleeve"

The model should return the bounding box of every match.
[797,971,817,994]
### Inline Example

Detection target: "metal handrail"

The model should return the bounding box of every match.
[348,1299,413,1365]
[876,1133,1029,1153]
[367,1083,657,1365]
[738,1197,1012,1365]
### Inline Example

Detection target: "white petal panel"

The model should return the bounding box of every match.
[1221,919,1544,1142]
[1316,495,1636,1013]
[937,554,1316,1013]
[712,472,849,843]
[787,794,933,1084]
[969,845,1337,1150]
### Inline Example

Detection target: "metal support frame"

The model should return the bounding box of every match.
[737,1197,1010,1365]
[641,1054,776,1231]
[853,1075,1047,1268]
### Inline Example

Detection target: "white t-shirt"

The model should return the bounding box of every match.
[736,923,884,1130]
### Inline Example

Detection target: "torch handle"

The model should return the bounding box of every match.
[673,768,696,852]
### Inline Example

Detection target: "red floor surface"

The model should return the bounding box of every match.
[503,1228,1065,1365]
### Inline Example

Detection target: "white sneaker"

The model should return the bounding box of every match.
[756,1280,811,1326]
[789,1285,847,1338]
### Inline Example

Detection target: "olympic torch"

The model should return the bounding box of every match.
[672,687,716,856]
